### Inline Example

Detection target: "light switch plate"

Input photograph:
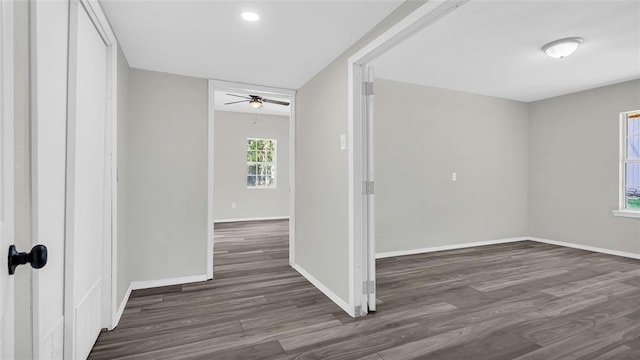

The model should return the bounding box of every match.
[340,134,347,150]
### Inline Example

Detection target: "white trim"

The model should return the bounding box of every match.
[349,0,469,67]
[347,0,469,318]
[612,210,640,219]
[209,80,295,99]
[208,79,296,282]
[619,112,626,210]
[289,96,296,266]
[618,110,640,212]
[291,264,355,317]
[214,216,290,224]
[130,275,208,290]
[111,285,132,330]
[112,274,207,330]
[207,81,215,280]
[63,0,80,356]
[376,235,640,261]
[376,237,529,259]
[529,237,640,260]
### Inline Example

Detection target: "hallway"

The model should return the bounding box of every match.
[88,219,347,359]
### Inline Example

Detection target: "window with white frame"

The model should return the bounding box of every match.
[246,138,277,188]
[621,110,640,210]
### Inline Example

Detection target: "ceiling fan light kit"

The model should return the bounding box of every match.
[249,99,263,108]
[224,93,290,109]
[542,37,584,59]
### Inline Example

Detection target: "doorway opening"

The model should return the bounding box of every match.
[207,80,296,279]
[348,0,470,316]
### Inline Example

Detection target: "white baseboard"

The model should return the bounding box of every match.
[528,237,640,260]
[130,274,208,290]
[111,285,132,330]
[214,216,289,223]
[376,237,528,259]
[110,274,208,329]
[291,263,355,317]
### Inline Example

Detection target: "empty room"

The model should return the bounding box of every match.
[2,0,640,359]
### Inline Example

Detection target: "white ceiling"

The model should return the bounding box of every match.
[101,0,403,89]
[373,0,640,102]
[214,91,291,116]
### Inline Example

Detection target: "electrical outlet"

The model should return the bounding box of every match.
[231,202,237,209]
[340,134,347,150]
[452,172,457,182]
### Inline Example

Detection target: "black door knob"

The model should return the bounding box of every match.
[8,244,48,275]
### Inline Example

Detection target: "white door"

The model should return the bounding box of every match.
[0,0,15,357]
[65,1,110,358]
[31,1,69,358]
[364,65,376,312]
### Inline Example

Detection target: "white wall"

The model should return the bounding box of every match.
[374,79,529,253]
[529,79,640,254]
[124,68,208,282]
[295,1,426,305]
[214,111,289,221]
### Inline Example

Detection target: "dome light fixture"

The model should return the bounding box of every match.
[249,98,263,109]
[542,37,584,59]
[241,11,259,22]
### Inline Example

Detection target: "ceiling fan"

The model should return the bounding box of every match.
[224,94,290,109]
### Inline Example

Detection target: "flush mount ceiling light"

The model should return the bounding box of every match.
[542,37,584,59]
[241,11,259,22]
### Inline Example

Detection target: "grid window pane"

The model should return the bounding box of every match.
[246,138,277,188]
[628,136,640,159]
[626,162,640,209]
[629,118,640,136]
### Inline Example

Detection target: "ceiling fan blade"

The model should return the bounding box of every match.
[262,98,290,106]
[224,100,248,105]
[226,93,251,99]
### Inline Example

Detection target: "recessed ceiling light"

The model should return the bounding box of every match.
[241,12,259,22]
[542,37,584,59]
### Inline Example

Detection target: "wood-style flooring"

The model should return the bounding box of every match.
[89,220,640,359]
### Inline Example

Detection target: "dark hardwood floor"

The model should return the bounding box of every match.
[89,220,640,359]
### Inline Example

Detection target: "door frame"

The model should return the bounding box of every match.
[64,0,118,356]
[207,80,296,278]
[0,0,15,356]
[347,0,469,316]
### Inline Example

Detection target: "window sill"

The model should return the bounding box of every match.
[611,210,640,218]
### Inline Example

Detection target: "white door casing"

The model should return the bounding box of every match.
[207,80,297,280]
[0,0,15,357]
[364,65,376,312]
[30,1,68,357]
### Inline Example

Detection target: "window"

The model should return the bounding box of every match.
[621,111,640,210]
[246,138,277,188]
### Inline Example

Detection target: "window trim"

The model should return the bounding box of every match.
[246,137,277,189]
[614,110,640,218]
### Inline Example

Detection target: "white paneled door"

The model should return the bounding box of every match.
[65,1,112,358]
[0,0,14,358]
